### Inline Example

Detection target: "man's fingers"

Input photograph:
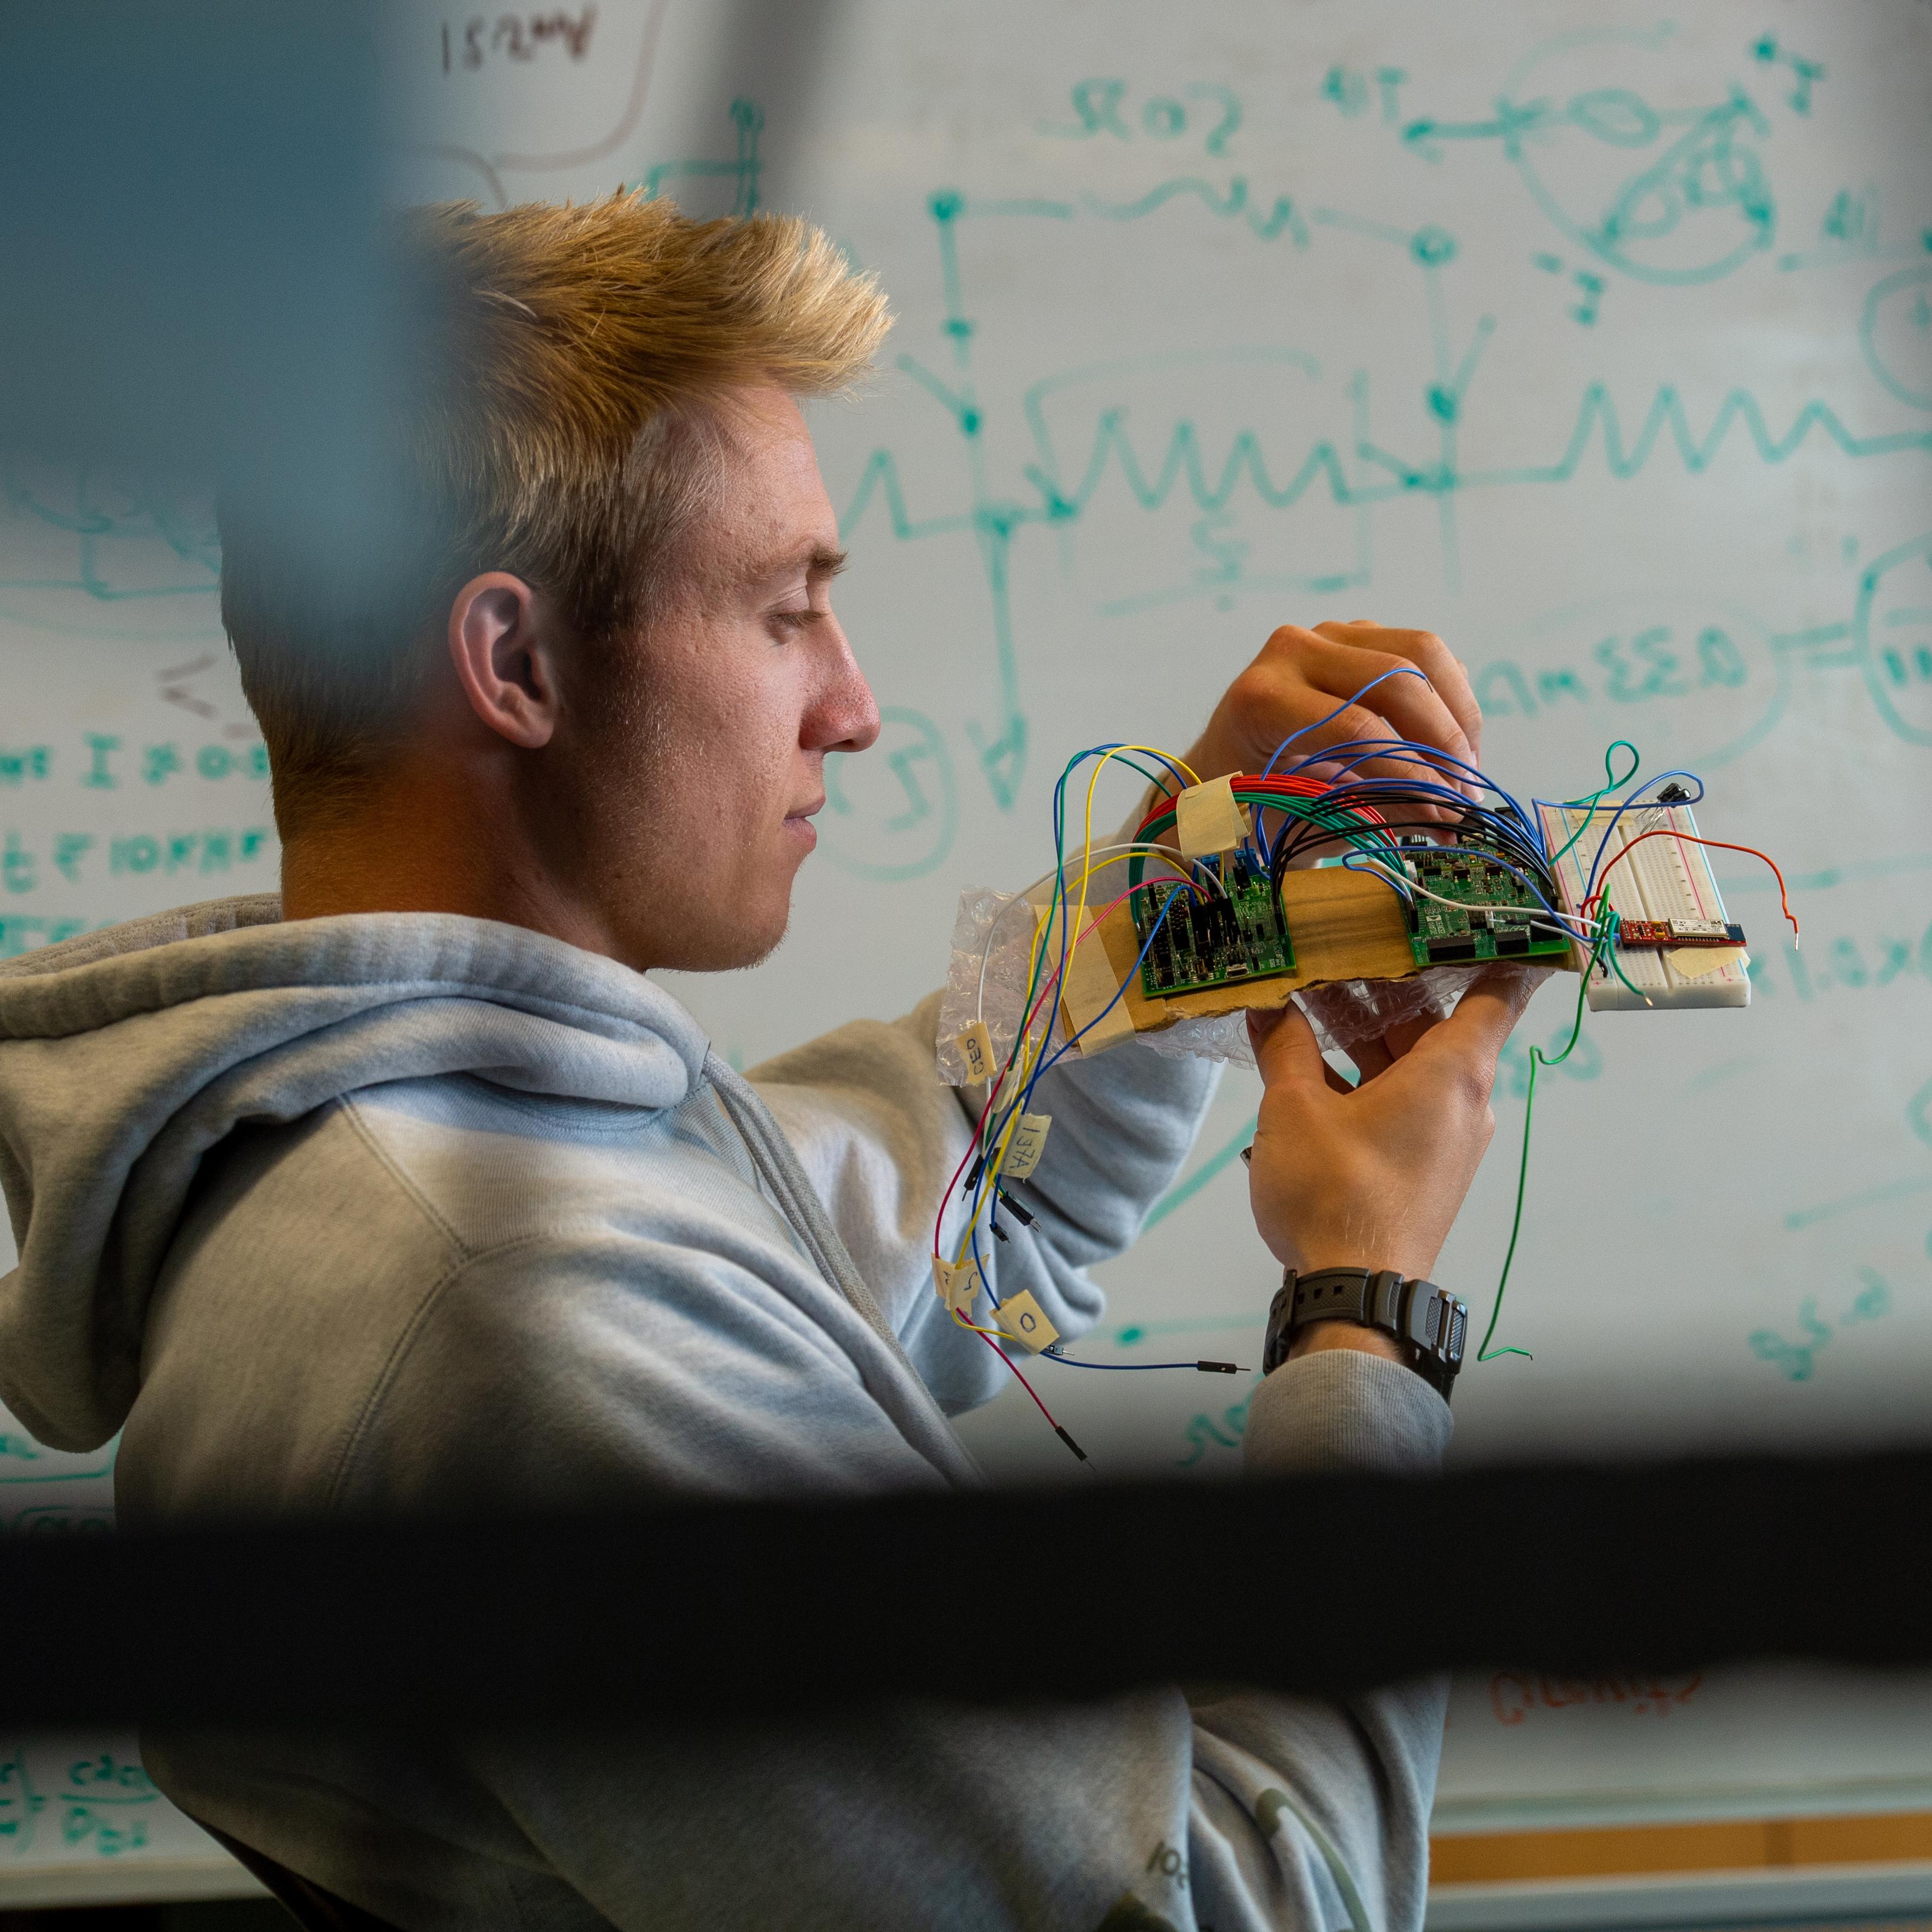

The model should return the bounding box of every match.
[1248,1000,1333,1097]
[1311,621,1483,774]
[1378,1010,1443,1061]
[1348,1034,1395,1083]
[1302,640,1474,781]
[1419,965,1551,1065]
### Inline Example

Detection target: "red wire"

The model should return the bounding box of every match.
[928,889,1137,1255]
[930,886,1148,1443]
[1584,831,1799,939]
[934,1084,1000,1258]
[970,1324,1063,1430]
[1135,772,1388,842]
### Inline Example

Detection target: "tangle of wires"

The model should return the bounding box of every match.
[939,679,1797,1464]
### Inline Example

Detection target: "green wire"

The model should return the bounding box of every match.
[1117,753,1639,1370]
[1603,925,1653,1005]
[1476,928,1607,1363]
[1112,755,1176,795]
[1128,792,1398,899]
[1546,740,1640,870]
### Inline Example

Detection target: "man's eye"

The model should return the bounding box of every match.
[770,609,818,633]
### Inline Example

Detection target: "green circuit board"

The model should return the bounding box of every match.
[1133,859,1295,998]
[1402,845,1574,968]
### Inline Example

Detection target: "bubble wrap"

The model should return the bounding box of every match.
[1295,966,1483,1054]
[935,882,1484,1081]
[1135,967,1483,1068]
[935,886,1073,1085]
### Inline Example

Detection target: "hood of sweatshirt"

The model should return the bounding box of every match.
[0,895,710,1450]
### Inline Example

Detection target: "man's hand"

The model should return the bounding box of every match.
[1179,620,1483,819]
[1245,967,1546,1359]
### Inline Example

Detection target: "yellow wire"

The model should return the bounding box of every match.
[949,743,1197,1274]
[948,1305,1008,1339]
[1068,744,1197,1044]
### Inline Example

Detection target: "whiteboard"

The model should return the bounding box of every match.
[2,0,1930,1895]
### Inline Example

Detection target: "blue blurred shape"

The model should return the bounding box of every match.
[0,1,388,492]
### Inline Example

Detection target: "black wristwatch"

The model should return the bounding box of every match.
[1262,1267,1468,1402]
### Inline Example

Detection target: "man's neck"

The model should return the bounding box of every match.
[278,768,615,959]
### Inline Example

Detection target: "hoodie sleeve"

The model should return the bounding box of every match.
[748,990,1220,1414]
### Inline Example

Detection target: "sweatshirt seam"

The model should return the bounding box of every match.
[445,1073,657,1136]
[324,1229,564,1511]
[338,1097,474,1259]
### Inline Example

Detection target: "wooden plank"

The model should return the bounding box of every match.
[1430,1810,1932,1884]
[1085,865,1573,1044]
[0,1858,266,1908]
[1431,1821,1774,1884]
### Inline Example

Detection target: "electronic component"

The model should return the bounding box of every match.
[1537,802,1751,1011]
[1400,836,1574,971]
[947,706,1790,1463]
[1133,853,1294,998]
[1615,918,1746,948]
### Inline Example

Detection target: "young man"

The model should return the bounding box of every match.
[0,196,1534,1929]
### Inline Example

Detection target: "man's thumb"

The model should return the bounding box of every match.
[1248,999,1328,1091]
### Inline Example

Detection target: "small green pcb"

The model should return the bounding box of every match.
[1134,859,1295,998]
[1402,846,1573,968]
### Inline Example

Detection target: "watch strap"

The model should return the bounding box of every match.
[1262,1266,1468,1400]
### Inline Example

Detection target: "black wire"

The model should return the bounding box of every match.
[1269,803,1557,907]
[1275,796,1547,874]
[1041,1350,1247,1373]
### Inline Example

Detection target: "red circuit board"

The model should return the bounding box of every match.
[1617,918,1746,948]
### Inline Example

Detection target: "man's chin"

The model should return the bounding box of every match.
[645,908,790,975]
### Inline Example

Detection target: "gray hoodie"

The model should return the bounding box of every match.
[0,894,1451,1931]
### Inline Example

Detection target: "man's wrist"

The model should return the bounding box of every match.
[1285,1321,1406,1365]
[1265,1265,1468,1399]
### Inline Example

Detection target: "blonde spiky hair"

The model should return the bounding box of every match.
[219,191,891,838]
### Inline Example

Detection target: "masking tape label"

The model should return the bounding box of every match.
[1003,1113,1052,1182]
[1035,904,1136,1056]
[955,1021,995,1085]
[1175,774,1246,861]
[994,1289,1059,1353]
[1668,945,1748,981]
[932,1256,982,1314]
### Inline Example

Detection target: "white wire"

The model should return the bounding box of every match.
[974,845,1222,1024]
[1349,859,1604,941]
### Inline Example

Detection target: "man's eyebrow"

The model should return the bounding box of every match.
[743,543,848,591]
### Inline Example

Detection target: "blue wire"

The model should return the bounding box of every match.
[1258,736,1545,873]
[961,885,1189,1347]
[1251,670,1430,866]
[1041,745,1194,1061]
[1343,845,1581,929]
[1312,770,1536,849]
[1278,739,1544,862]
[1311,746,1542,842]
[1255,667,1433,782]
[1018,884,1186,1114]
[1581,770,1711,901]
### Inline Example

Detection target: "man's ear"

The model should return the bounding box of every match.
[446,572,560,750]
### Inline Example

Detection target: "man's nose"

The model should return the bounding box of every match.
[809,619,881,755]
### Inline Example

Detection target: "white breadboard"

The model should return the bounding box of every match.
[1536,803,1751,1011]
